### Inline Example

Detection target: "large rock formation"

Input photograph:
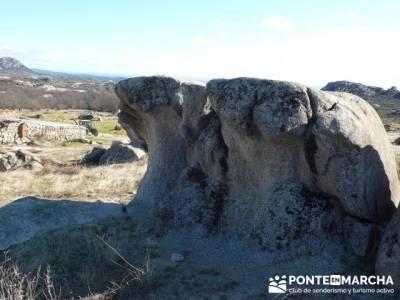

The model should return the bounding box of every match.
[116,76,400,258]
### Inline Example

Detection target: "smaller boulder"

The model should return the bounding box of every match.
[0,149,42,172]
[78,114,102,122]
[0,153,19,171]
[81,141,146,166]
[99,141,145,165]
[81,147,106,166]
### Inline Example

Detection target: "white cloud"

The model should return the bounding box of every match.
[191,36,214,46]
[345,10,361,20]
[143,25,400,89]
[261,16,293,31]
[2,23,399,89]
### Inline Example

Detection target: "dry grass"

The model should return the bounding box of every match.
[38,163,82,176]
[0,253,60,300]
[0,158,147,207]
[1,233,155,299]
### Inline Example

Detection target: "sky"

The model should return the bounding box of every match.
[1,0,399,88]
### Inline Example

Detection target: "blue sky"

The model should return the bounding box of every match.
[1,0,400,87]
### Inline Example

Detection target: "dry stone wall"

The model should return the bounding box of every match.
[0,118,87,144]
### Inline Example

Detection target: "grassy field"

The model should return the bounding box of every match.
[0,158,147,206]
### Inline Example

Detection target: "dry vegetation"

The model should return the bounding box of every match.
[1,235,155,300]
[0,253,60,300]
[0,78,119,112]
[0,159,147,207]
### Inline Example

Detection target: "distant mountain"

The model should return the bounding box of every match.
[0,57,37,77]
[322,80,400,100]
[0,57,125,81]
[32,68,126,81]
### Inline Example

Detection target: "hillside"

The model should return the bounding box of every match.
[0,57,120,111]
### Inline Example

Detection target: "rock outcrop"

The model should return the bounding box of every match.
[82,140,146,166]
[0,149,42,172]
[116,76,400,264]
[322,80,400,100]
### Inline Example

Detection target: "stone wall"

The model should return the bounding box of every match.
[0,118,87,144]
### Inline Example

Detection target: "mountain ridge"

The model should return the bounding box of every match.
[0,57,125,81]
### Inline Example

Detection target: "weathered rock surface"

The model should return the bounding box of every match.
[82,141,146,166]
[116,76,400,273]
[99,140,146,165]
[116,77,205,211]
[82,146,106,165]
[376,209,400,288]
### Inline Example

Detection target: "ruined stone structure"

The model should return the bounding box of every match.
[0,118,87,144]
[116,76,400,282]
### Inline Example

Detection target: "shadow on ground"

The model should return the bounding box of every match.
[0,197,124,251]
